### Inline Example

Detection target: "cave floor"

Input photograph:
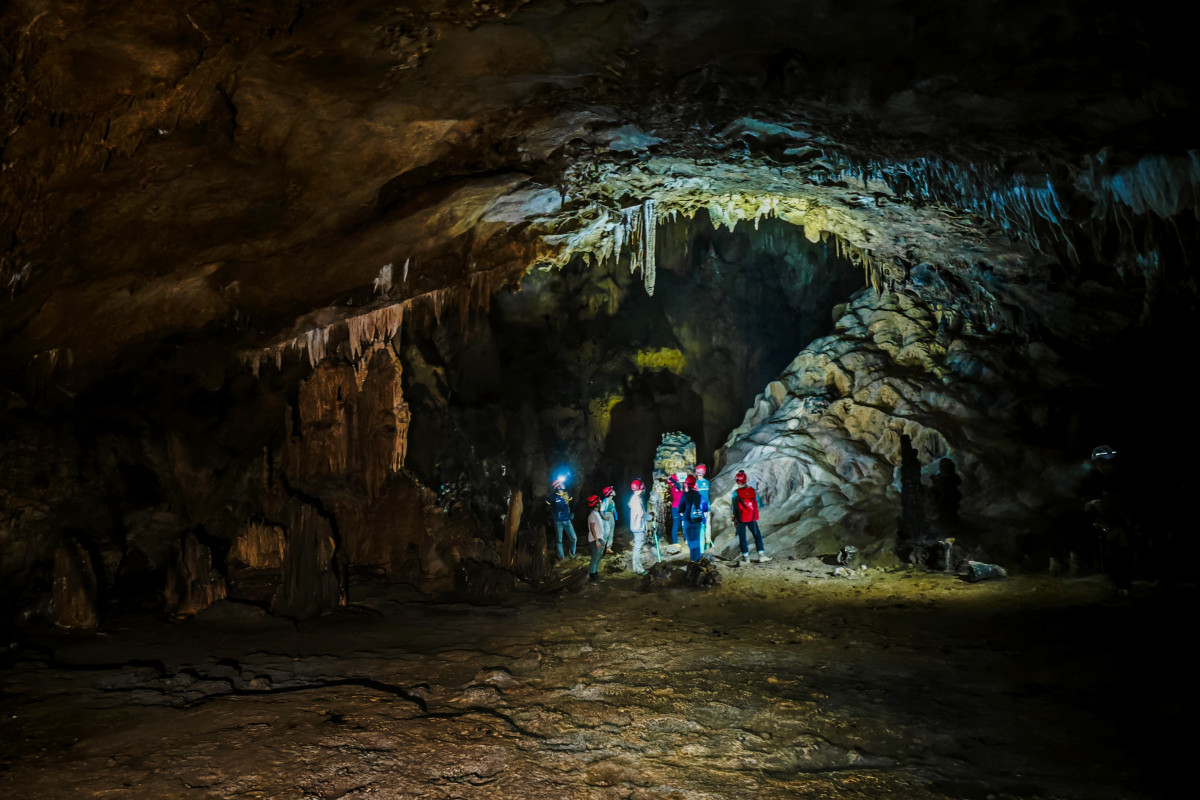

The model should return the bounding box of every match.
[1,560,1187,800]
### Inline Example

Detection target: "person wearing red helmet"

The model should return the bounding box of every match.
[600,485,618,550]
[586,494,606,583]
[665,472,686,554]
[628,479,649,574]
[678,474,710,561]
[732,471,771,563]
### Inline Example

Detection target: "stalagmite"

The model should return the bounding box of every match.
[501,489,523,568]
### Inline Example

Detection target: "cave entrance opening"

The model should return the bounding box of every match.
[399,210,863,528]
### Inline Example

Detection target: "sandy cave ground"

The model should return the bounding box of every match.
[0,555,1191,800]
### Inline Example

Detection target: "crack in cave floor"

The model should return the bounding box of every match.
[1,561,1187,800]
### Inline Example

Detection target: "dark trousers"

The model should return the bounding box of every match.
[683,521,703,560]
[736,520,765,554]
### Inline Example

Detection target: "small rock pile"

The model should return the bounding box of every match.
[638,558,724,591]
[638,562,674,592]
[685,557,722,588]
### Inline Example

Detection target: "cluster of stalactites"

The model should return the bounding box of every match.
[239,268,508,378]
[600,192,898,298]
[612,199,657,296]
[239,304,404,379]
[832,236,891,294]
[838,150,1200,273]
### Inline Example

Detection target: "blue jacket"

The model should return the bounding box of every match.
[695,477,710,504]
[549,491,572,522]
[600,496,618,523]
[678,490,709,524]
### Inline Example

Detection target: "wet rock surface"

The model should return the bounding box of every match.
[2,566,1186,799]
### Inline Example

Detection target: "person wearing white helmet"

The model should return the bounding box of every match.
[628,479,649,574]
[732,470,771,563]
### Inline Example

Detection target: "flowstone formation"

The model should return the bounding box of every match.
[707,265,1142,566]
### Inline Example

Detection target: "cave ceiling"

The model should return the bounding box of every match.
[2,0,1197,393]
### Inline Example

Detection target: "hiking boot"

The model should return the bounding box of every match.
[740,552,752,564]
[757,552,772,563]
[589,572,599,584]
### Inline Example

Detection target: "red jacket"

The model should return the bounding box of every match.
[733,486,760,523]
[667,476,684,508]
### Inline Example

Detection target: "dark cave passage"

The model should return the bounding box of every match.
[397,213,863,523]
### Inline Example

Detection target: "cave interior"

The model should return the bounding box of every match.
[1,1,1198,798]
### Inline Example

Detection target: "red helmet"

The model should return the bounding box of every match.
[696,464,707,476]
[630,479,644,491]
[686,474,697,487]
[587,495,601,508]
[735,471,748,485]
[603,485,615,497]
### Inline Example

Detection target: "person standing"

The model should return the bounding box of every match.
[678,474,709,561]
[666,472,685,554]
[695,464,712,549]
[732,470,771,563]
[586,495,607,583]
[600,485,618,550]
[628,479,649,574]
[547,477,577,560]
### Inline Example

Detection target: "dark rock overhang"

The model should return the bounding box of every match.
[2,0,1197,393]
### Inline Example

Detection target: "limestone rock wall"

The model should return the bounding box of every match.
[0,336,468,625]
[283,347,409,499]
[710,282,1107,563]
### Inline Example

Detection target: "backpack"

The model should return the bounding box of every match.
[736,489,758,521]
[688,498,705,522]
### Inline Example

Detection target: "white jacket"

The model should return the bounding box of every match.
[628,493,645,532]
[587,509,606,543]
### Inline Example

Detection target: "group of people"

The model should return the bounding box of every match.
[547,477,620,583]
[547,466,771,584]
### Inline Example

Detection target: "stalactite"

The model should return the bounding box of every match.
[611,205,626,263]
[240,265,519,380]
[623,204,642,279]
[347,303,404,360]
[304,327,328,368]
[642,199,657,296]
[373,263,393,295]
